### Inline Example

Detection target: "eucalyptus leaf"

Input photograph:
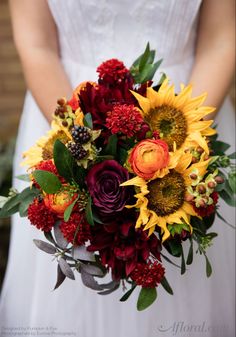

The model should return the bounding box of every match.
[80,263,105,277]
[98,282,120,295]
[137,287,157,311]
[80,268,103,290]
[228,171,236,194]
[59,257,75,280]
[54,222,68,249]
[33,239,57,254]
[15,174,31,182]
[44,231,56,245]
[228,152,236,159]
[32,170,61,194]
[53,264,66,290]
[72,246,96,262]
[19,194,35,217]
[0,196,8,208]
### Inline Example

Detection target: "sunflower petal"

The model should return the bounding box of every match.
[130,90,151,114]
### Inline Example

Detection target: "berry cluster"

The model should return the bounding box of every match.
[71,125,91,144]
[68,125,91,160]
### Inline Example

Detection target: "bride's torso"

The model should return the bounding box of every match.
[47,0,202,86]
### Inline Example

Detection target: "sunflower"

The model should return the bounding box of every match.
[21,121,72,168]
[131,79,216,154]
[121,151,210,241]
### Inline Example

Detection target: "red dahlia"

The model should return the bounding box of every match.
[106,104,144,137]
[59,213,91,246]
[88,220,162,280]
[130,261,165,288]
[27,197,57,232]
[193,191,219,217]
[97,59,130,85]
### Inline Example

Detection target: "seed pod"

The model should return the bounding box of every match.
[215,176,224,184]
[198,185,206,194]
[196,146,204,154]
[208,181,216,189]
[190,173,198,180]
[185,194,194,202]
[57,97,67,106]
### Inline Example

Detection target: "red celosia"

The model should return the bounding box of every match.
[60,213,91,246]
[193,192,219,217]
[88,219,161,280]
[27,197,57,232]
[130,261,165,288]
[97,59,130,85]
[67,93,79,110]
[106,104,144,137]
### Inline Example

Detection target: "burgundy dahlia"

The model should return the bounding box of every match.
[86,160,131,218]
[27,197,57,232]
[106,104,143,137]
[97,59,130,85]
[88,220,162,280]
[130,261,165,288]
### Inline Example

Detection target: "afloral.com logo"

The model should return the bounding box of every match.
[157,321,228,336]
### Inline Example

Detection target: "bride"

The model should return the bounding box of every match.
[0,1,235,336]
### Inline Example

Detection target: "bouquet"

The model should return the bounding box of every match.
[1,44,235,311]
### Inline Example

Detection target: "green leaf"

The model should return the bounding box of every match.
[19,194,36,217]
[120,285,136,302]
[64,198,78,222]
[32,170,61,194]
[53,139,75,183]
[205,255,212,277]
[15,174,31,182]
[186,238,193,265]
[216,211,235,229]
[211,140,230,155]
[219,189,236,207]
[181,247,186,275]
[228,171,236,193]
[85,196,94,226]
[139,42,151,72]
[228,152,236,159]
[137,287,157,311]
[118,147,128,165]
[83,113,93,129]
[103,134,118,157]
[161,276,173,295]
[165,240,182,257]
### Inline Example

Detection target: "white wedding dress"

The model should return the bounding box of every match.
[0,1,235,336]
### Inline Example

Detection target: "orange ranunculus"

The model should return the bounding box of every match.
[128,139,169,180]
[44,190,78,215]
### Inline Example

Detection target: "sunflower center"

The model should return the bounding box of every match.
[42,131,68,160]
[147,105,187,151]
[147,170,185,216]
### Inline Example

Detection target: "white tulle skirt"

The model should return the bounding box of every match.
[0,84,235,337]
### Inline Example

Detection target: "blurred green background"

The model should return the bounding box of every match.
[0,0,235,294]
